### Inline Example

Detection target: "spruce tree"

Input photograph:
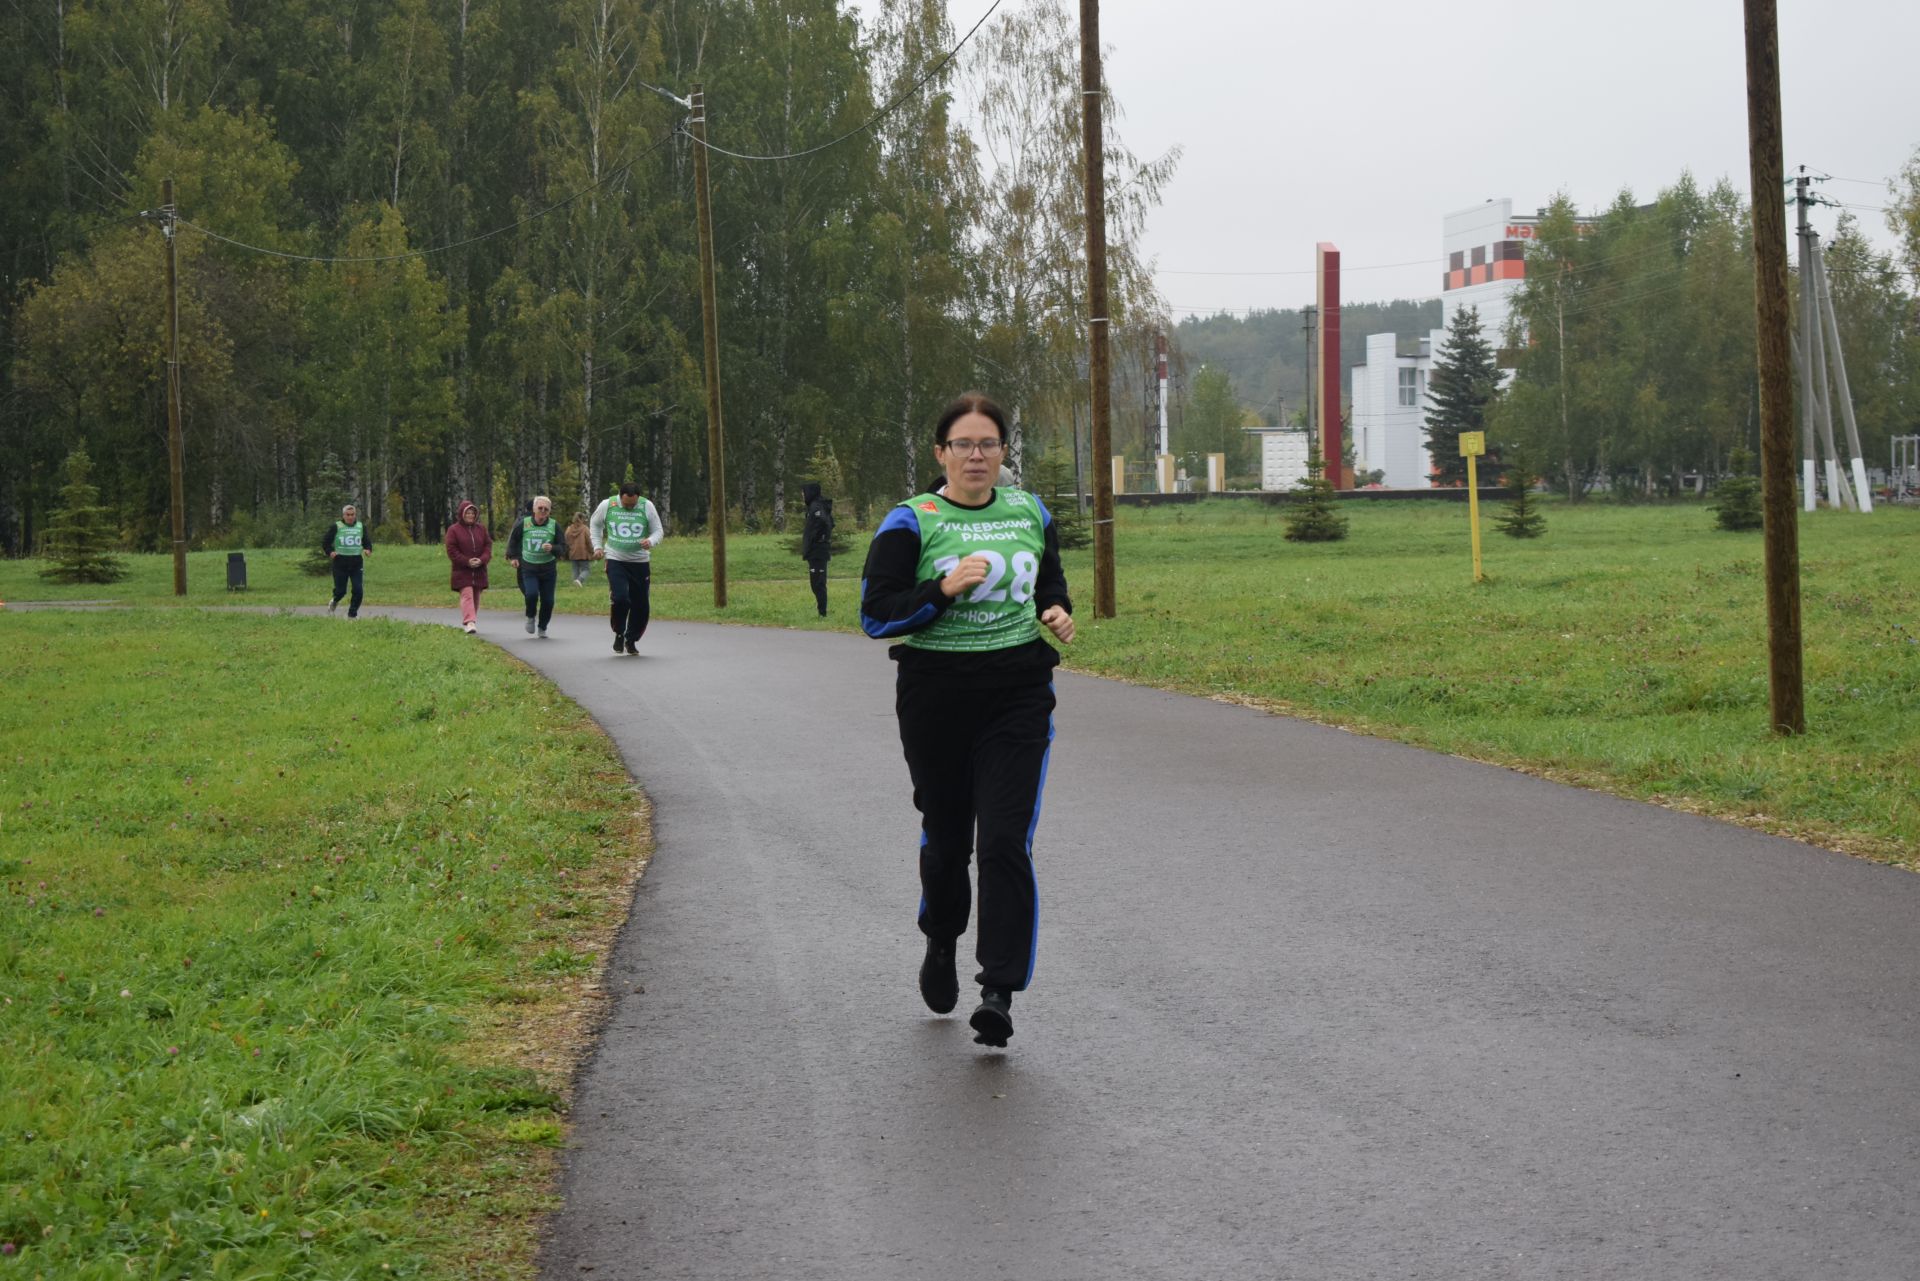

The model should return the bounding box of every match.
[376,489,414,546]
[1027,452,1090,550]
[300,451,351,576]
[1711,448,1765,531]
[550,455,584,519]
[39,446,127,583]
[801,436,845,502]
[784,438,853,558]
[1283,445,1348,543]
[1424,306,1501,486]
[1494,451,1547,539]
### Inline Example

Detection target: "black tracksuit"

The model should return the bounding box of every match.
[322,523,372,617]
[799,486,834,616]
[506,521,557,629]
[859,494,1070,993]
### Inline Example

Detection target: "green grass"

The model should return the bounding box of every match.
[1066,499,1920,864]
[5,497,1917,861]
[0,611,646,1277]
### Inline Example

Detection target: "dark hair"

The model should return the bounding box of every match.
[933,393,1007,447]
[619,480,641,497]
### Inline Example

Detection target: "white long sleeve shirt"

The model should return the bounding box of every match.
[590,496,665,563]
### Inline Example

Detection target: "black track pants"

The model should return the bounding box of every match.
[606,559,651,643]
[519,561,556,628]
[896,674,1056,992]
[330,558,363,617]
[807,560,829,615]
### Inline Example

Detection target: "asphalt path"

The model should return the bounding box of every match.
[363,603,1918,1279]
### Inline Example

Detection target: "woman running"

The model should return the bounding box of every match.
[859,393,1074,1048]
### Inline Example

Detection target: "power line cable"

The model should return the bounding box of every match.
[1161,231,1741,304]
[175,129,679,264]
[1159,258,1434,278]
[685,0,1004,163]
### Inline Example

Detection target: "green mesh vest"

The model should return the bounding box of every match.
[604,500,651,554]
[333,521,364,557]
[902,489,1046,653]
[520,517,558,564]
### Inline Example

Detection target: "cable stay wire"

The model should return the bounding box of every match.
[175,129,680,265]
[684,0,1004,163]
[1809,171,1896,188]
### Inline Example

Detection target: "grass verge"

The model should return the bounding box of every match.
[4,497,1916,862]
[0,610,648,1277]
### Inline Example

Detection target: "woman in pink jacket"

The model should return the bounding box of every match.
[444,500,493,633]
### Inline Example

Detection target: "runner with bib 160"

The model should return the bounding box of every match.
[860,392,1073,1049]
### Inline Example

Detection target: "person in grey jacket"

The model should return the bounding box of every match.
[589,481,665,655]
[799,482,834,617]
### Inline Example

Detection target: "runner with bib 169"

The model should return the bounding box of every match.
[860,393,1073,1049]
[590,481,664,656]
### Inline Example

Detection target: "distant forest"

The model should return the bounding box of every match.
[1172,298,1443,426]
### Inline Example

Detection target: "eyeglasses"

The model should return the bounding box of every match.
[940,438,1005,457]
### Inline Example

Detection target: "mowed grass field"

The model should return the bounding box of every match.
[0,611,647,1277]
[5,496,1917,860]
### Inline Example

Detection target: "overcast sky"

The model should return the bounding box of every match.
[1047,0,1920,315]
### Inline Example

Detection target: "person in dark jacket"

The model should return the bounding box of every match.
[860,393,1073,1049]
[507,495,560,638]
[798,482,835,617]
[444,500,492,634]
[323,503,372,618]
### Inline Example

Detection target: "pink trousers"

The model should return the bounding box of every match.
[459,587,482,625]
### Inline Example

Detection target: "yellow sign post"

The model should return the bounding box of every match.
[1459,431,1486,582]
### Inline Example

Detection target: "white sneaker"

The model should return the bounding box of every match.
[463,621,477,634]
[537,628,548,639]
[525,618,536,634]
[327,599,338,615]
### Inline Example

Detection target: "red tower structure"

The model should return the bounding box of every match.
[1315,242,1343,488]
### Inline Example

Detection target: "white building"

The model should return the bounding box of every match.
[1441,198,1539,353]
[1350,330,1445,488]
[1349,198,1556,488]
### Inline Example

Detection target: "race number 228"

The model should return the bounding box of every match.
[935,550,1040,604]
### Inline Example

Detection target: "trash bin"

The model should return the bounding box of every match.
[226,551,247,591]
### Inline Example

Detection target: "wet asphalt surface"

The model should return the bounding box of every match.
[365,605,1918,1277]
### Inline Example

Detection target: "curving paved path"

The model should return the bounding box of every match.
[387,606,1917,1279]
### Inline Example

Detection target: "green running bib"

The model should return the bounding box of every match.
[902,489,1046,653]
[520,517,558,564]
[605,501,651,553]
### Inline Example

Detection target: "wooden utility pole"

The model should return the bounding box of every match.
[162,177,187,597]
[1742,0,1805,734]
[1080,0,1114,618]
[689,86,728,608]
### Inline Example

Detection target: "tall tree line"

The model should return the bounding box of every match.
[0,0,1176,552]
[1492,172,1920,499]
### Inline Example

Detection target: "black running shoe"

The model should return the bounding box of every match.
[970,988,1013,1047]
[919,937,958,1014]
[623,638,638,655]
[613,634,626,654]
